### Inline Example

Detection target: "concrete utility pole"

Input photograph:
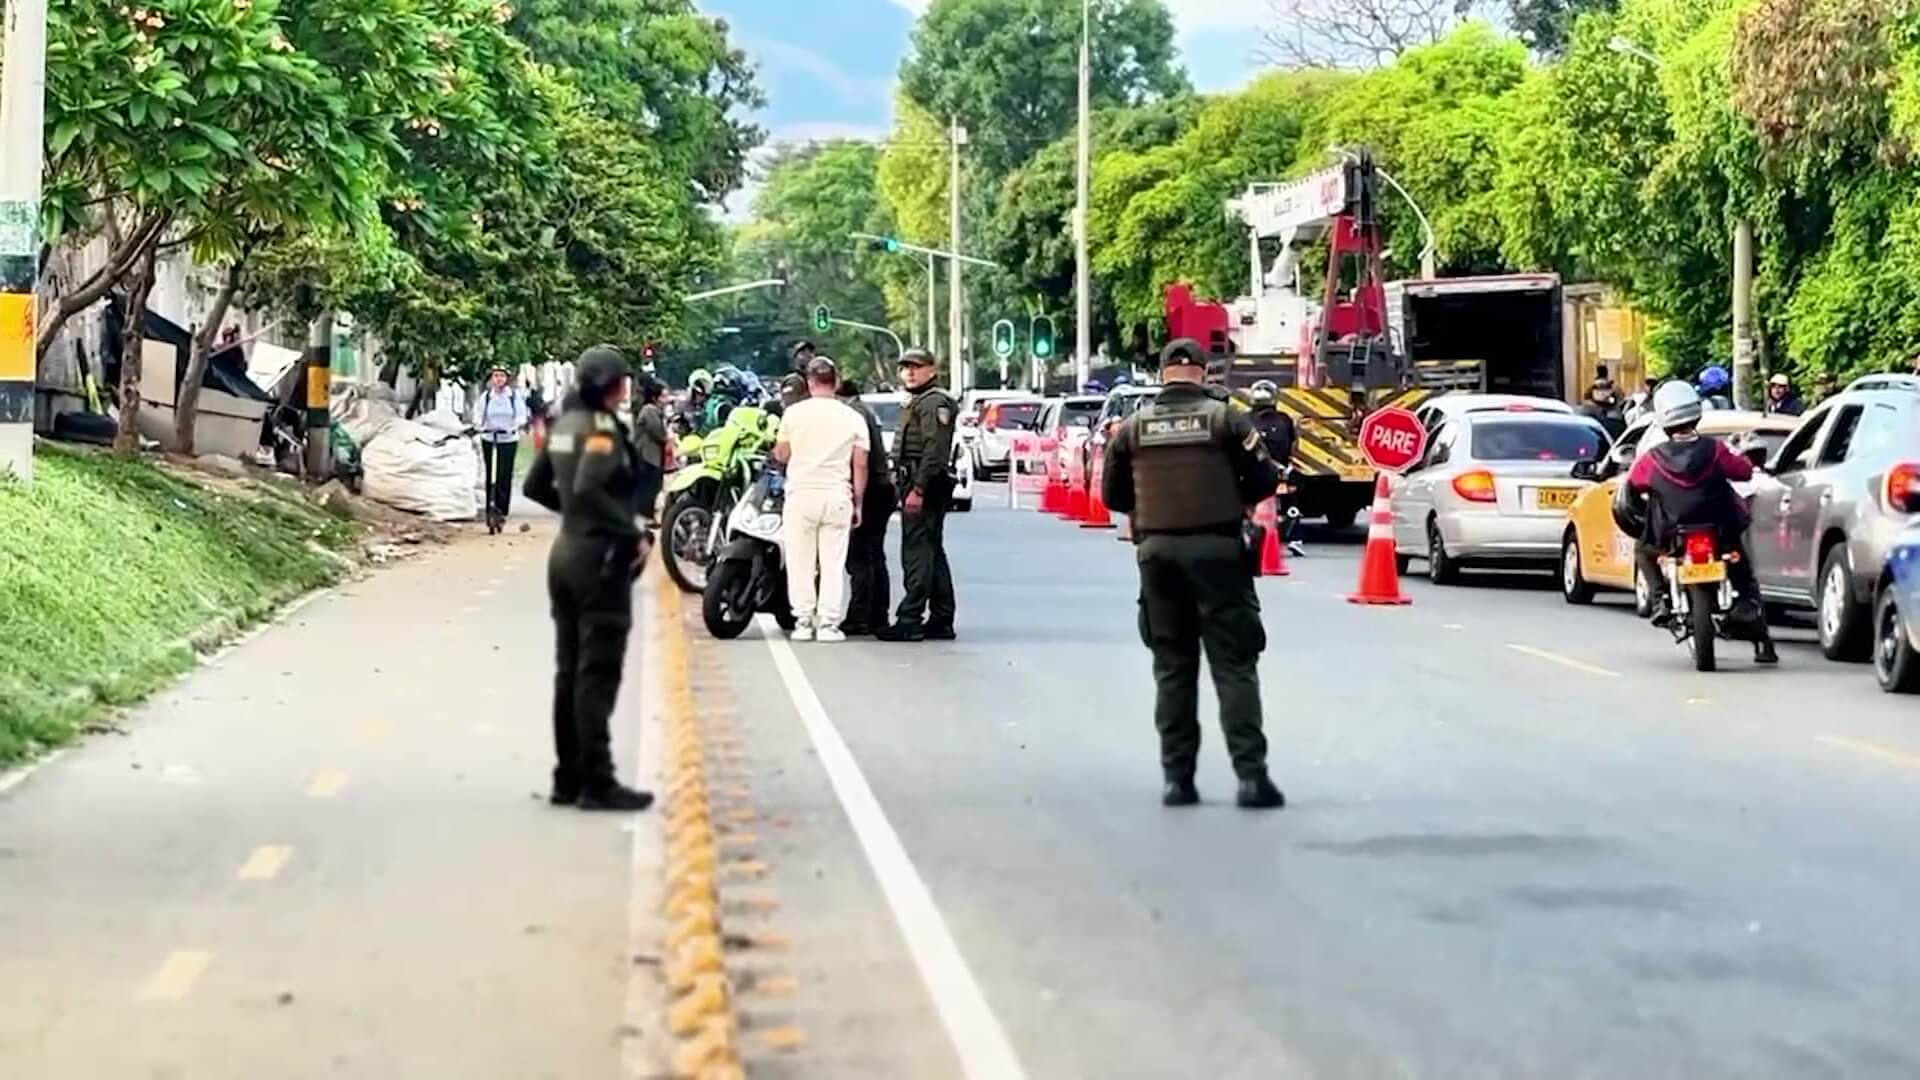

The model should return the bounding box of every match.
[0,0,49,481]
[1733,220,1755,409]
[1073,0,1092,392]
[304,315,334,480]
[948,118,967,393]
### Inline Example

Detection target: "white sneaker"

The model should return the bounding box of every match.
[814,626,847,643]
[790,622,815,642]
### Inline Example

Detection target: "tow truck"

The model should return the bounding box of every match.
[1166,149,1564,527]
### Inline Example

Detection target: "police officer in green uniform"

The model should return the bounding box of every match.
[1102,339,1286,810]
[877,348,959,642]
[522,345,655,812]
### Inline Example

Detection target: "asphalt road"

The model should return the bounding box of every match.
[7,486,1920,1078]
[0,520,654,1079]
[707,484,1920,1079]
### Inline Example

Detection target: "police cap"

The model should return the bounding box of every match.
[575,344,629,406]
[1159,338,1207,370]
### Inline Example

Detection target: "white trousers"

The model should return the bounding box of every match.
[783,488,854,629]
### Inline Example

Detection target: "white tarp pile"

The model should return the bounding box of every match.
[332,384,481,522]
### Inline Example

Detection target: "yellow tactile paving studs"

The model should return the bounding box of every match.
[655,580,802,1078]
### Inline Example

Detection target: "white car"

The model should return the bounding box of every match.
[957,390,1041,478]
[1412,393,1575,437]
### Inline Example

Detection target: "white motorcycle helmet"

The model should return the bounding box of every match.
[1652,380,1704,432]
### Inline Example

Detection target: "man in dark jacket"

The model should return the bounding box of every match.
[1578,380,1627,441]
[837,379,894,635]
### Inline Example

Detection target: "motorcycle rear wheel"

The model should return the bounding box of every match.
[1689,584,1717,672]
[663,497,715,595]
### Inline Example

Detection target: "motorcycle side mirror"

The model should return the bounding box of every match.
[1744,445,1770,469]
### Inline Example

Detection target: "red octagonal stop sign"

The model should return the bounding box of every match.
[1357,405,1428,473]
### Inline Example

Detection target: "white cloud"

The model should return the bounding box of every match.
[743,38,894,111]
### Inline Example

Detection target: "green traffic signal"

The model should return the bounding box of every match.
[991,319,1016,359]
[885,237,902,254]
[812,304,831,333]
[1030,315,1056,360]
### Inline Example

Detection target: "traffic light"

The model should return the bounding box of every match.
[865,236,904,254]
[991,319,1016,359]
[1029,315,1056,360]
[812,304,831,333]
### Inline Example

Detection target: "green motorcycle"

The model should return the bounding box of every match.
[661,405,777,594]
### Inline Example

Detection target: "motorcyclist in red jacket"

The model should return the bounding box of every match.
[1622,381,1778,664]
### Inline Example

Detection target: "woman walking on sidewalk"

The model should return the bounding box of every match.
[472,365,529,523]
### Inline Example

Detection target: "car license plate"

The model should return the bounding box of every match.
[1677,562,1726,585]
[1534,487,1579,510]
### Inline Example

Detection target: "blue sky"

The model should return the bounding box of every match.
[700,0,1272,155]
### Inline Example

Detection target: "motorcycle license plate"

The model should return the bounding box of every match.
[1677,562,1726,585]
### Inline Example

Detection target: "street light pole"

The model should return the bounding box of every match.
[0,0,49,481]
[1073,0,1092,392]
[926,253,937,352]
[683,278,787,302]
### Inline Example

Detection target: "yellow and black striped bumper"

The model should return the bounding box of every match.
[1276,387,1440,483]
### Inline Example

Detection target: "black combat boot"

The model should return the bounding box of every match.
[578,783,655,812]
[550,771,580,807]
[876,622,925,642]
[1162,778,1199,807]
[1236,774,1286,810]
[924,625,957,641]
[1754,639,1780,665]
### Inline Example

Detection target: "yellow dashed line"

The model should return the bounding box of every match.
[236,845,293,881]
[1816,734,1920,771]
[135,950,211,1002]
[305,770,349,798]
[1505,644,1620,679]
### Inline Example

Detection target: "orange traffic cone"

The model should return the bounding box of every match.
[1347,474,1410,605]
[1065,469,1089,521]
[1043,455,1065,514]
[1080,479,1115,530]
[1255,497,1289,576]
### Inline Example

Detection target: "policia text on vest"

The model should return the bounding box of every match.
[1100,339,1286,811]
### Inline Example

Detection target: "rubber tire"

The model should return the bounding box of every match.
[701,560,755,640]
[1325,507,1359,531]
[1633,564,1654,618]
[662,497,715,596]
[1690,585,1718,672]
[1395,553,1413,575]
[1427,519,1459,585]
[1817,545,1872,662]
[1874,586,1920,693]
[953,497,973,513]
[1560,536,1595,605]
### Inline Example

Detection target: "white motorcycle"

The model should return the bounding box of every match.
[701,469,797,640]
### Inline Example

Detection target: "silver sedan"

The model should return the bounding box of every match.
[1391,410,1610,584]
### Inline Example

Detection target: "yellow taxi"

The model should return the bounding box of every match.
[1559,409,1801,613]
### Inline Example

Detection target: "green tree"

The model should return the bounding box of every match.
[1507,0,1620,56]
[898,0,1189,176]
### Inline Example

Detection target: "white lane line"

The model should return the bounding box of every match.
[622,579,671,1078]
[305,770,350,798]
[758,614,1028,1080]
[1506,644,1620,679]
[1816,734,1920,770]
[236,845,293,881]
[136,950,211,1001]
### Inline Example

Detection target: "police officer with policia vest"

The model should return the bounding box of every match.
[522,345,655,812]
[1101,339,1286,810]
[877,348,960,642]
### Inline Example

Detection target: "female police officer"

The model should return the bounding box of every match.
[522,346,654,812]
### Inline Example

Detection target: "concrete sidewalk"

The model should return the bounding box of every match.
[0,522,657,1079]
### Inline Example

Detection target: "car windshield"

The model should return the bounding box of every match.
[1110,393,1153,420]
[1471,420,1605,462]
[989,402,1043,430]
[867,401,902,428]
[1060,402,1102,428]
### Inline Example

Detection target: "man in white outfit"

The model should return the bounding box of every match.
[773,357,870,642]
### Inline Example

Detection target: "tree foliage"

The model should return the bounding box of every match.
[898,0,1188,176]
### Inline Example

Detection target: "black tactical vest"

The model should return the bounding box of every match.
[1129,395,1242,532]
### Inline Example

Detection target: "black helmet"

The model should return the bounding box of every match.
[574,344,628,407]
